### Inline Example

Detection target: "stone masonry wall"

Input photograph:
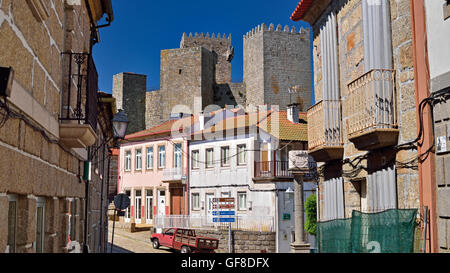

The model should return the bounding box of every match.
[244,24,312,111]
[113,72,147,134]
[313,0,419,220]
[0,0,111,253]
[159,47,215,123]
[181,33,232,84]
[196,229,276,254]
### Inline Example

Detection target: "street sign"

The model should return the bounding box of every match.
[213,218,236,223]
[213,198,235,203]
[213,204,235,209]
[212,211,236,216]
[114,193,130,211]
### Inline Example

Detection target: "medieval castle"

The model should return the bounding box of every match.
[113,23,312,134]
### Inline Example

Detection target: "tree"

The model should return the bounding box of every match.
[304,194,317,236]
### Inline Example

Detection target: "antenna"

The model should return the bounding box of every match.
[288,86,298,105]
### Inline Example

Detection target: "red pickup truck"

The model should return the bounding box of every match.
[151,228,219,253]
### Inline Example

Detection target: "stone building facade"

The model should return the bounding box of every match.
[293,0,420,222]
[114,26,313,134]
[244,24,312,111]
[0,0,115,253]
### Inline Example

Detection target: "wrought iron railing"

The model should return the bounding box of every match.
[307,100,342,151]
[60,52,98,131]
[254,161,293,178]
[346,69,396,137]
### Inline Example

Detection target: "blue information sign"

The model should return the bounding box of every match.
[212,211,236,216]
[213,218,236,223]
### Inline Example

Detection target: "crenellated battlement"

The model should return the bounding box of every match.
[180,32,231,45]
[243,23,309,40]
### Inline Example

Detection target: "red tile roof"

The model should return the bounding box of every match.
[290,0,315,22]
[125,116,197,141]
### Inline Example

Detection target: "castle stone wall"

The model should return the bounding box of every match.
[244,24,312,111]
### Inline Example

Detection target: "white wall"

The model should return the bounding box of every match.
[425,0,450,90]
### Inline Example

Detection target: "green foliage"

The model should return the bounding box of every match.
[304,194,317,236]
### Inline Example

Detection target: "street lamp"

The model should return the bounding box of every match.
[112,109,129,140]
[83,109,129,253]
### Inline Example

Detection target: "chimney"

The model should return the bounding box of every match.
[287,103,300,124]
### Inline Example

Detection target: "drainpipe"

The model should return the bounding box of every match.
[410,0,438,253]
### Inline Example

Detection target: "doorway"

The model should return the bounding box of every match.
[158,190,166,216]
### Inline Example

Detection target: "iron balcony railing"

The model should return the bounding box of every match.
[162,167,183,182]
[307,100,342,151]
[60,52,98,131]
[346,69,397,137]
[254,161,293,179]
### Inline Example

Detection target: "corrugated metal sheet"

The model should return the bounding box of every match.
[323,177,345,220]
[367,165,397,211]
[320,13,342,145]
[362,0,395,129]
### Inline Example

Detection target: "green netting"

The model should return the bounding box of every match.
[316,218,352,253]
[317,209,418,253]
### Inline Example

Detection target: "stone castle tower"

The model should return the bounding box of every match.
[244,23,312,112]
[113,24,312,134]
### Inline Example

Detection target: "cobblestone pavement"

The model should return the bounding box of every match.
[107,223,173,254]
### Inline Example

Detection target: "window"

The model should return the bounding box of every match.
[221,146,230,167]
[146,190,153,221]
[125,151,131,171]
[135,190,142,223]
[146,147,154,170]
[69,199,76,242]
[192,193,200,210]
[135,149,142,171]
[35,197,45,253]
[174,143,182,169]
[7,195,18,253]
[237,144,247,165]
[125,190,131,221]
[158,146,166,169]
[191,150,200,169]
[238,192,247,211]
[206,148,214,169]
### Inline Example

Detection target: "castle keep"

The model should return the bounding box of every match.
[113,24,312,134]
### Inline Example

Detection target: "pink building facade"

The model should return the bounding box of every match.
[118,121,189,226]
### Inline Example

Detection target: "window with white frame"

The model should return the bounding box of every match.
[135,149,142,171]
[237,144,247,165]
[146,147,154,170]
[238,192,247,211]
[221,146,230,167]
[206,148,214,169]
[192,193,200,210]
[191,150,200,169]
[158,146,166,169]
[174,143,182,169]
[7,195,18,253]
[35,197,45,253]
[125,190,131,220]
[125,151,131,171]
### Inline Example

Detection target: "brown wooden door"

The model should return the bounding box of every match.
[261,149,269,172]
[170,188,183,215]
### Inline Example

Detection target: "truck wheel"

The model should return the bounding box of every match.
[181,246,191,253]
[152,239,160,249]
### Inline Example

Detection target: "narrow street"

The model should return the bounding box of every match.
[107,223,172,254]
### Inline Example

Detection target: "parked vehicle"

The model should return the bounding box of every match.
[151,228,219,253]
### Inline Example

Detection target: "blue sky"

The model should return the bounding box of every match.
[93,0,312,93]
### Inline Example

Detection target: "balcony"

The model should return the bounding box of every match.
[253,161,293,182]
[346,69,399,151]
[307,100,344,162]
[59,52,98,149]
[162,168,183,183]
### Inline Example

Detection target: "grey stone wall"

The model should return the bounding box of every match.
[214,83,246,107]
[434,98,450,253]
[113,72,147,134]
[181,33,232,84]
[145,91,162,129]
[196,229,276,253]
[159,47,215,122]
[244,24,312,111]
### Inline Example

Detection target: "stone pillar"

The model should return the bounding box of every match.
[291,173,310,253]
